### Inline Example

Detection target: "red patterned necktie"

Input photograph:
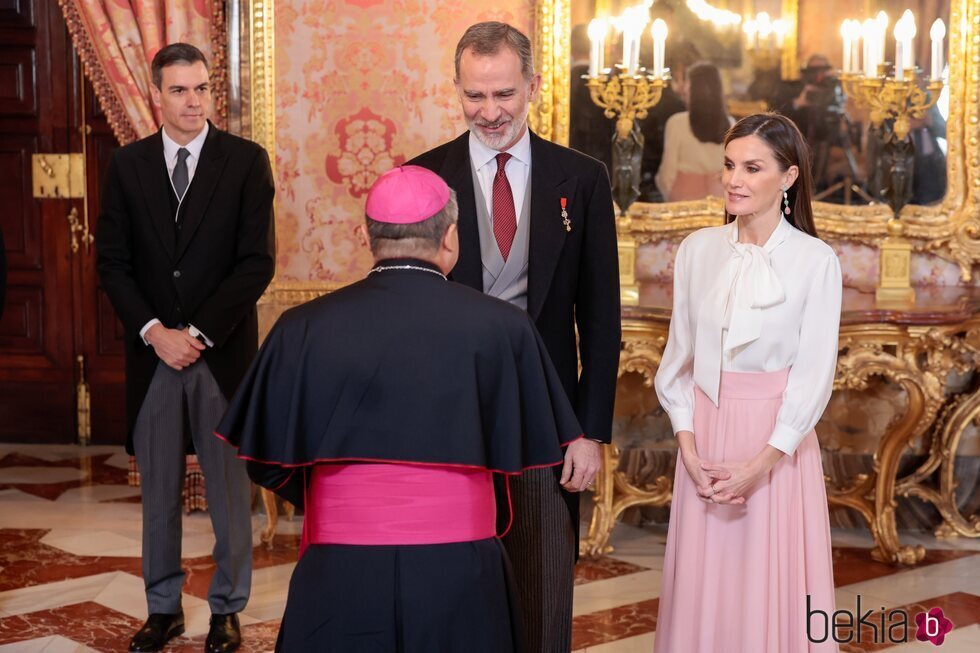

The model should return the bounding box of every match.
[492,152,517,261]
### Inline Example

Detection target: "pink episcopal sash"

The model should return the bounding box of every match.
[300,463,497,555]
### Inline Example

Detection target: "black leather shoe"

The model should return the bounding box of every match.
[129,612,185,652]
[205,613,242,653]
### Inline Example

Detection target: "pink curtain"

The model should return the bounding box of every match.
[59,0,225,145]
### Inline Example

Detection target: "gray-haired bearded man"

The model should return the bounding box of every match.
[409,21,622,653]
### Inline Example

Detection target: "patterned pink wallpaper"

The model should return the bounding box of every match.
[272,2,967,287]
[274,0,533,282]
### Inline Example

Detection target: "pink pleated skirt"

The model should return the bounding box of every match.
[653,369,839,653]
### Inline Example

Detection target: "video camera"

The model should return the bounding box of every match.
[800,63,842,113]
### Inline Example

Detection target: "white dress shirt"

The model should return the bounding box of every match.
[469,128,531,224]
[140,122,213,347]
[654,217,842,456]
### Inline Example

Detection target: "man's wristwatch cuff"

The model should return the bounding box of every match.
[187,324,213,347]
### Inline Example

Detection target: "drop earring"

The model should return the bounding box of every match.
[782,186,791,215]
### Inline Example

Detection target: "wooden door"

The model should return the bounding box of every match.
[0,0,77,441]
[74,76,126,444]
[0,0,124,445]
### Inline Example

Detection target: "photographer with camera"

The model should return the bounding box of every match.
[774,55,840,144]
[772,54,863,201]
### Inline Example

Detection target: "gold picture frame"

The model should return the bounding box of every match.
[248,0,275,166]
[531,0,980,280]
[243,0,350,316]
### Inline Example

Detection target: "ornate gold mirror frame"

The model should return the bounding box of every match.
[247,0,275,162]
[243,0,350,313]
[532,0,980,279]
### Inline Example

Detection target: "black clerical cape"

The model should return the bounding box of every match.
[217,259,582,484]
[214,259,582,652]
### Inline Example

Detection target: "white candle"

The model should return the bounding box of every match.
[622,28,631,74]
[651,19,668,77]
[774,19,788,49]
[588,19,605,76]
[743,19,757,50]
[618,6,649,76]
[863,19,876,77]
[598,36,605,74]
[895,39,904,80]
[876,11,888,73]
[894,15,914,81]
[904,14,916,70]
[757,12,772,52]
[851,22,863,73]
[930,19,945,80]
[841,20,851,73]
[630,28,643,75]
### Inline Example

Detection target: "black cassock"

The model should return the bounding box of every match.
[216,258,582,652]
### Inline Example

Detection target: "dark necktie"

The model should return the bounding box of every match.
[172,147,190,201]
[492,152,517,261]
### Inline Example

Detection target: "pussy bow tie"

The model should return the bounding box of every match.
[693,239,786,406]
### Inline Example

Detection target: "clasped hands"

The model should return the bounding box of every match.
[145,323,205,370]
[678,431,784,505]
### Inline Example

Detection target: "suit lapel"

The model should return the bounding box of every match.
[527,132,574,320]
[134,131,176,259]
[441,132,482,291]
[175,122,227,261]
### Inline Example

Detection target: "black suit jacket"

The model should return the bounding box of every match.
[569,62,614,172]
[409,130,621,444]
[96,122,276,452]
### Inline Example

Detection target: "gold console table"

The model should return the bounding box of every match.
[584,282,980,565]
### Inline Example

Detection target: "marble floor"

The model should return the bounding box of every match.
[0,444,977,652]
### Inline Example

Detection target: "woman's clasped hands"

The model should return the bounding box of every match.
[678,431,785,505]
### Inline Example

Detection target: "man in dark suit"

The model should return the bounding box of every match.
[96,43,275,653]
[409,22,621,653]
[568,23,613,171]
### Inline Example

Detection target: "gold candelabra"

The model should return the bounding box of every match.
[840,72,943,141]
[586,73,669,142]
[839,69,944,304]
[586,69,669,307]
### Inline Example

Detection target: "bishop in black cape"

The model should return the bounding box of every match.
[216,256,583,651]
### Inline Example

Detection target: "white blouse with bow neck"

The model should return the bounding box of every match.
[654,216,842,456]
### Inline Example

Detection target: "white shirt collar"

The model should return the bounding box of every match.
[694,216,790,407]
[162,121,209,165]
[729,214,792,254]
[468,126,532,171]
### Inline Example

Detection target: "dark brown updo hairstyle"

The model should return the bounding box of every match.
[723,112,817,237]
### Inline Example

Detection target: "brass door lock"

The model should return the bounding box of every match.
[66,207,94,253]
[33,153,85,198]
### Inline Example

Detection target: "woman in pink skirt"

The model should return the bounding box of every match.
[653,113,840,653]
